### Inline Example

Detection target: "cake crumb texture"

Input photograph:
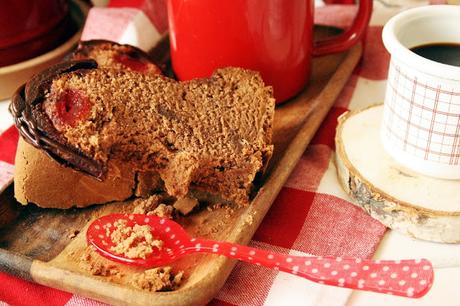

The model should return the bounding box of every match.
[80,247,123,278]
[132,195,175,218]
[132,267,183,292]
[40,67,275,206]
[79,246,183,292]
[149,204,174,218]
[132,194,163,214]
[173,196,198,215]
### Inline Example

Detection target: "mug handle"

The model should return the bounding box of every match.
[312,0,372,56]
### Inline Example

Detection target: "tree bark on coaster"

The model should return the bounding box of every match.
[335,104,460,243]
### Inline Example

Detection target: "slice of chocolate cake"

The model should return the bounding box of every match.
[10,60,275,208]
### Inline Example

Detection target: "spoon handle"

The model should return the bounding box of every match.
[187,239,433,298]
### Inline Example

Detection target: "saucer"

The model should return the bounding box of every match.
[336,104,460,243]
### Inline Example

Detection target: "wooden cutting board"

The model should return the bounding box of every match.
[0,27,362,306]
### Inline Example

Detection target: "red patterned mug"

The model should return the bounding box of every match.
[382,6,460,179]
[167,0,372,103]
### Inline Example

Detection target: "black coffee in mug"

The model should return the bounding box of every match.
[411,43,460,67]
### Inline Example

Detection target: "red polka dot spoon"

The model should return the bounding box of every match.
[87,214,433,298]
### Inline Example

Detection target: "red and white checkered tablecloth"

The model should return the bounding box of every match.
[0,0,445,305]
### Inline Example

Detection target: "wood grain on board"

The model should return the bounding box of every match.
[0,27,362,305]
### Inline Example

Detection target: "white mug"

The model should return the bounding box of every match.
[382,5,460,179]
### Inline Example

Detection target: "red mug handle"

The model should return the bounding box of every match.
[312,0,372,56]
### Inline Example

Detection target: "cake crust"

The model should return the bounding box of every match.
[14,138,135,209]
[72,40,161,75]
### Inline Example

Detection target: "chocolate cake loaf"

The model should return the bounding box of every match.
[11,58,275,208]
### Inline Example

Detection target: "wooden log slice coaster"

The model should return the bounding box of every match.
[335,104,460,243]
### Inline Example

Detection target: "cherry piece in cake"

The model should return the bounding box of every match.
[51,89,92,128]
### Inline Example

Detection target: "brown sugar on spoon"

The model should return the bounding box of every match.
[98,217,185,291]
[108,219,163,259]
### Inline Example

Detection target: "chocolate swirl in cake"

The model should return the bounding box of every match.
[9,40,161,181]
[9,60,106,179]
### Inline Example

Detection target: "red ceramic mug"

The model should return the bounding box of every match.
[167,0,372,103]
[0,0,69,67]
[0,0,68,48]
